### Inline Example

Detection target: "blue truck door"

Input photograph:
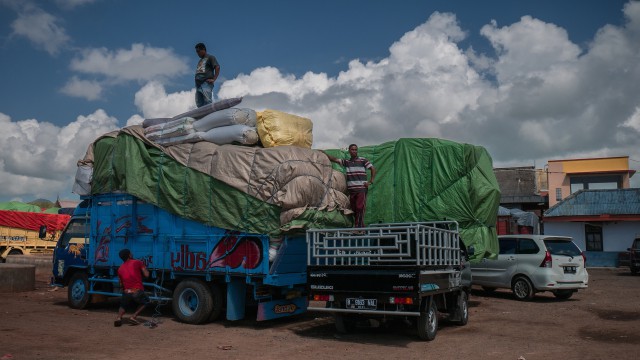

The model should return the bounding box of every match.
[52,217,90,281]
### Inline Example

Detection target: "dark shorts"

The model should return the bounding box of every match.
[120,290,150,309]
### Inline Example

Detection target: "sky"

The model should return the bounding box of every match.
[0,0,639,203]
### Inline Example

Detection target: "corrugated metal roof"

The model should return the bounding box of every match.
[544,189,640,217]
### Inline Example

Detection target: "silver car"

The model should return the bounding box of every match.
[471,235,588,300]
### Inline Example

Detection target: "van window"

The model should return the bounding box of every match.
[544,239,581,257]
[518,239,539,254]
[499,238,517,255]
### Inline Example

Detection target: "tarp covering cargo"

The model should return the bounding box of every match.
[84,126,352,237]
[0,201,43,212]
[0,210,70,233]
[82,127,498,260]
[324,138,500,261]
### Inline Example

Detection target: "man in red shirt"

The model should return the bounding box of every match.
[114,248,150,327]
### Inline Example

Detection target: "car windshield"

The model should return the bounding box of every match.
[544,239,582,257]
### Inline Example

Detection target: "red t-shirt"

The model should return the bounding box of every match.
[118,259,146,291]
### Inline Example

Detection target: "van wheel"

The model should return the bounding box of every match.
[68,272,91,309]
[207,284,224,322]
[512,276,535,301]
[172,279,213,324]
[553,290,574,300]
[417,297,438,341]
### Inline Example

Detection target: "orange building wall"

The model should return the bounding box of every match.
[547,156,631,207]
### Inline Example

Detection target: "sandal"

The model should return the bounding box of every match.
[114,319,122,327]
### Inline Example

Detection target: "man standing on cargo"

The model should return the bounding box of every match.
[194,42,220,108]
[114,249,150,327]
[323,144,376,229]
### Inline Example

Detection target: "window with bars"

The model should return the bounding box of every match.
[555,188,562,201]
[585,224,603,251]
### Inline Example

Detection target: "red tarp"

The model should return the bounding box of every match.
[0,210,70,233]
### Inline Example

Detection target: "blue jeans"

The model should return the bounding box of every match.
[195,82,214,107]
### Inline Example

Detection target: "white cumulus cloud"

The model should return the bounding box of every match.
[60,77,103,100]
[0,110,119,200]
[9,5,70,56]
[70,44,190,83]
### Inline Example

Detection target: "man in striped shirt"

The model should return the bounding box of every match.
[323,144,377,228]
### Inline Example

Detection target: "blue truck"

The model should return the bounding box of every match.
[51,192,308,324]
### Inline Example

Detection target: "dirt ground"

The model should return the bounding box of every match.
[1,268,639,360]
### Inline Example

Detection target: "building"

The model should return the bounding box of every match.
[493,166,548,215]
[547,156,634,208]
[544,189,640,266]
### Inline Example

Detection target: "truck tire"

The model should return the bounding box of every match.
[335,313,356,334]
[512,276,535,301]
[68,272,91,309]
[172,279,214,324]
[451,291,469,326]
[417,297,438,341]
[207,284,224,322]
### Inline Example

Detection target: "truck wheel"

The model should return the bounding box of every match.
[417,297,438,341]
[452,291,469,326]
[172,279,213,324]
[207,284,224,322]
[512,276,535,301]
[335,313,356,334]
[68,272,91,309]
[553,290,574,300]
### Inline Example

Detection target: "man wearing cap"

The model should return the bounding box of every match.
[114,248,150,327]
[194,42,220,107]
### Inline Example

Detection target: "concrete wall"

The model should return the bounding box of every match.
[4,254,53,277]
[544,221,640,267]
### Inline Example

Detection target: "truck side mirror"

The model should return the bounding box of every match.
[39,225,47,239]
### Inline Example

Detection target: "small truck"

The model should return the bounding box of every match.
[306,221,469,340]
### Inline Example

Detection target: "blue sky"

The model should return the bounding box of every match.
[0,0,638,202]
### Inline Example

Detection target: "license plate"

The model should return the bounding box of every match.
[564,266,577,274]
[346,298,377,310]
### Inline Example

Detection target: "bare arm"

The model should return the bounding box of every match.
[368,166,376,185]
[321,150,341,165]
[141,265,150,278]
[213,65,220,82]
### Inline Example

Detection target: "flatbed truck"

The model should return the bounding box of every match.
[306,221,469,340]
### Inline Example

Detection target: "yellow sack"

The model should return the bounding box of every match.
[256,109,313,148]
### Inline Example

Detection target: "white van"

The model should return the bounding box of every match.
[471,235,588,300]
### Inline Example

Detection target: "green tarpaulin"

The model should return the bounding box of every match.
[325,138,500,261]
[0,201,42,212]
[88,129,499,261]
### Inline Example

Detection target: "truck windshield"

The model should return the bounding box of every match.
[59,219,89,247]
[544,239,582,257]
